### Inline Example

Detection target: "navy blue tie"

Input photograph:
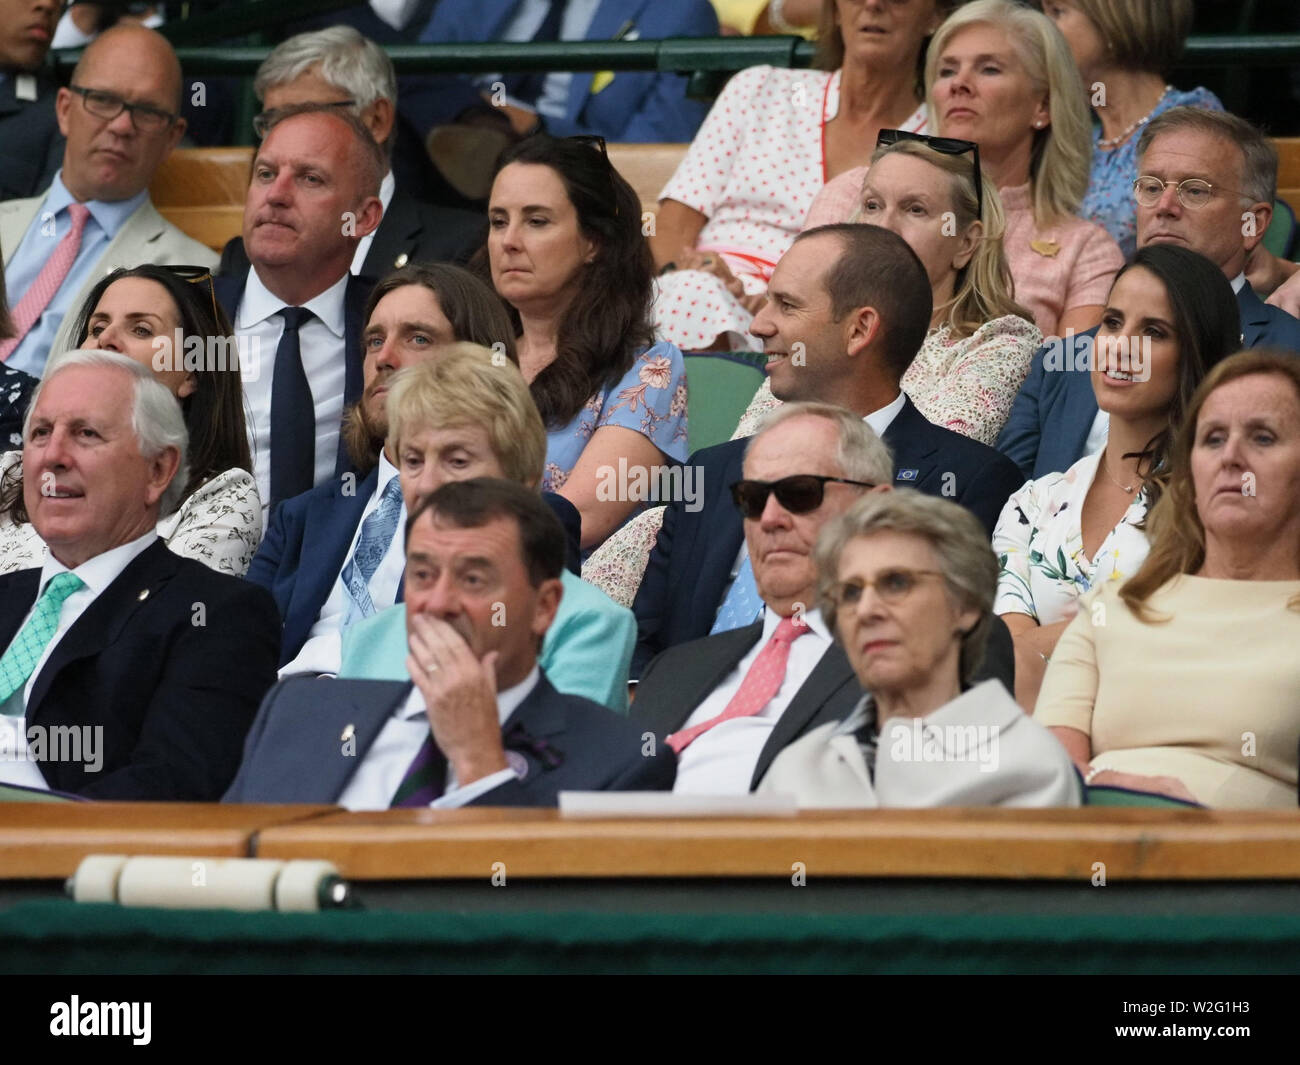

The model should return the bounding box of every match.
[269,306,316,507]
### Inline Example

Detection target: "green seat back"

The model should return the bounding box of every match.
[682,352,766,454]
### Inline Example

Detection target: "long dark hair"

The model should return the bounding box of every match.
[69,264,253,500]
[1108,244,1240,510]
[479,134,655,428]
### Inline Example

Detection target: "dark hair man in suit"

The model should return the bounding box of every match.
[0,349,279,799]
[631,224,1024,678]
[226,478,674,808]
[214,103,384,512]
[217,25,484,279]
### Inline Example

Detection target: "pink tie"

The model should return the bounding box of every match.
[0,203,92,362]
[667,615,810,754]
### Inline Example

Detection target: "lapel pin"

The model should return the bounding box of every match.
[340,723,355,743]
[137,589,150,601]
[394,253,409,269]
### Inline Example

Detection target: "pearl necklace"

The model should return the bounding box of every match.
[1096,85,1172,149]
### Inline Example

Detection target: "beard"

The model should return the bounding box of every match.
[341,398,385,475]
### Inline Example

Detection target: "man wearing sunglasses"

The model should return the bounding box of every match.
[632,403,1014,796]
[999,107,1300,482]
[631,224,1023,679]
[0,24,215,378]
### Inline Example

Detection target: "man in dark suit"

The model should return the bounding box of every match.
[0,350,279,799]
[632,403,1013,794]
[998,107,1300,481]
[214,103,384,512]
[631,224,1024,677]
[216,25,484,279]
[0,0,63,201]
[249,267,578,671]
[227,479,673,807]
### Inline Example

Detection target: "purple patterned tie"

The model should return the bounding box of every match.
[389,733,446,808]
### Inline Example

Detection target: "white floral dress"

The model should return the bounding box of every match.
[992,450,1150,625]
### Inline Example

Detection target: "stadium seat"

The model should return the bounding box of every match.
[682,351,765,452]
[149,146,254,253]
[607,143,688,216]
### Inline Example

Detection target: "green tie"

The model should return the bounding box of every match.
[0,572,85,704]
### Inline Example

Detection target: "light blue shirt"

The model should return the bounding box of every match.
[2,172,147,377]
[481,0,603,120]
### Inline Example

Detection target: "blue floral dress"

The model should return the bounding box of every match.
[542,341,689,492]
[1082,86,1223,259]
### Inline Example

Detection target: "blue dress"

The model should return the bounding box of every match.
[1082,86,1223,259]
[542,340,690,493]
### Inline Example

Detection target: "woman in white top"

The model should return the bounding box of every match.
[0,265,261,576]
[651,0,956,352]
[994,244,1240,710]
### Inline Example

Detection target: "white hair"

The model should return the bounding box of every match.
[25,349,190,517]
[255,25,397,113]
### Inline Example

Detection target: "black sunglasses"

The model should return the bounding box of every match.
[876,128,983,218]
[730,475,876,519]
[162,264,218,322]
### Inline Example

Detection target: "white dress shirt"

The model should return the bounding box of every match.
[673,607,832,795]
[336,665,540,810]
[238,269,350,511]
[281,453,407,677]
[0,531,157,789]
[484,0,603,120]
[350,170,395,276]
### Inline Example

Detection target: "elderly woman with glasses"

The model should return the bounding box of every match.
[810,0,1123,338]
[759,489,1080,807]
[0,264,260,576]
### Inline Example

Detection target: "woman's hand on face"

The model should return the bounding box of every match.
[1085,769,1198,805]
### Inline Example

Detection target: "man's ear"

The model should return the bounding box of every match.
[845,305,881,358]
[354,195,384,240]
[144,446,182,508]
[532,576,563,640]
[871,483,892,494]
[364,97,396,147]
[55,87,73,137]
[1242,200,1273,253]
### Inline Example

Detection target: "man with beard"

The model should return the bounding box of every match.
[246,263,533,671]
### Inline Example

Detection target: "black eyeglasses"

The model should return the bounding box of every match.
[163,264,219,323]
[69,85,178,133]
[253,99,357,140]
[876,128,983,218]
[730,475,876,519]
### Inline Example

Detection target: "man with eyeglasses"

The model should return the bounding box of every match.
[216,26,485,282]
[631,402,1014,796]
[0,0,63,203]
[999,106,1300,481]
[631,224,1022,680]
[0,24,215,378]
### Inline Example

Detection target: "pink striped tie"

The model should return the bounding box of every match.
[0,203,92,362]
[667,615,810,754]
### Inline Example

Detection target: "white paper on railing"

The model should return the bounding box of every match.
[558,791,799,818]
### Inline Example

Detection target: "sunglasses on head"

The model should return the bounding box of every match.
[876,128,984,218]
[730,474,876,519]
[162,264,218,322]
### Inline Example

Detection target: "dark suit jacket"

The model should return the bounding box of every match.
[632,616,1015,790]
[224,669,674,805]
[0,68,63,203]
[247,468,584,667]
[216,186,485,280]
[630,396,1025,676]
[214,269,373,488]
[0,541,281,800]
[400,0,716,142]
[997,285,1300,480]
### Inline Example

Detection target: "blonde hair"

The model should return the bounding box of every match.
[1120,351,1300,622]
[385,343,546,488]
[853,139,1033,339]
[926,0,1092,227]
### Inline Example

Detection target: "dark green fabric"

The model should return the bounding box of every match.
[683,353,764,454]
[1085,786,1201,808]
[5,900,1300,974]
[1262,198,1297,260]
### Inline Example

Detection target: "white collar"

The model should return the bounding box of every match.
[864,392,907,438]
[1229,272,1247,295]
[40,529,158,598]
[240,264,349,337]
[758,606,830,643]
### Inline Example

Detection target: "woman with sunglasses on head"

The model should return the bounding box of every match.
[484,134,687,551]
[0,264,260,576]
[993,245,1239,712]
[758,489,1079,807]
[652,0,958,353]
[810,0,1123,339]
